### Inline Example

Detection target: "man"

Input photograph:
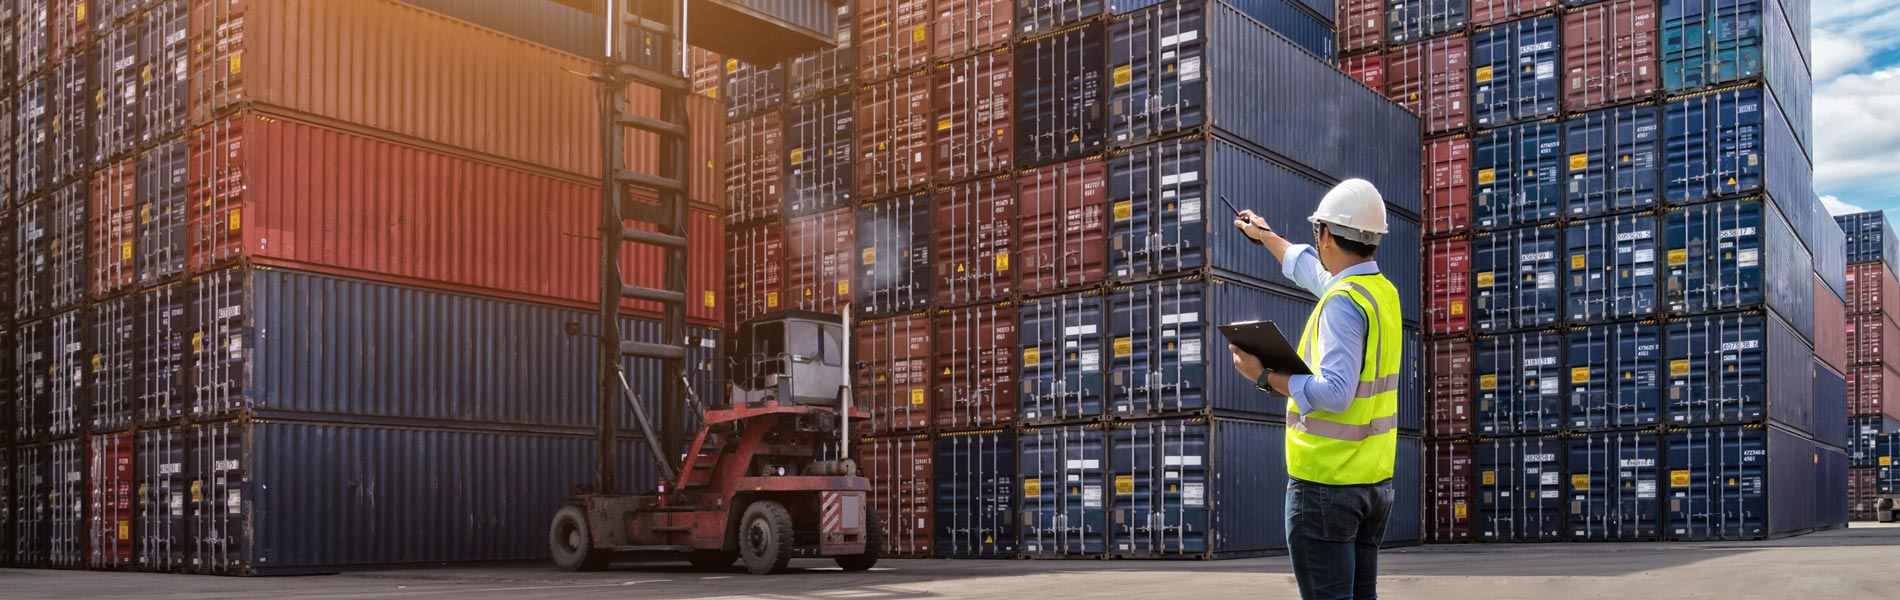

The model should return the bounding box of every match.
[1228,179,1401,600]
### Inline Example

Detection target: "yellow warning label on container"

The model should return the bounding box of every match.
[1023,347,1041,366]
[1572,474,1590,490]
[1668,249,1687,266]
[1571,367,1590,383]
[1570,154,1588,170]
[1882,456,1893,466]
[1482,471,1496,485]
[191,332,203,353]
[76,1,86,21]
[726,59,739,73]
[706,88,716,99]
[1478,374,1498,390]
[1670,470,1690,487]
[1477,169,1496,185]
[1451,300,1465,316]
[863,247,877,265]
[141,204,152,223]
[938,118,952,131]
[118,521,129,540]
[767,292,780,308]
[1475,66,1493,83]
[790,147,804,164]
[229,52,241,75]
[1113,337,1132,358]
[93,355,102,372]
[1670,359,1690,377]
[1113,201,1133,221]
[913,25,927,42]
[1477,271,1495,287]
[142,65,153,84]
[704,291,716,308]
[1454,502,1467,519]
[996,252,1010,272]
[1113,65,1132,87]
[911,389,925,405]
[228,209,241,231]
[121,241,133,260]
[190,480,202,503]
[1571,254,1585,269]
[1024,479,1042,497]
[837,280,850,296]
[1116,475,1134,495]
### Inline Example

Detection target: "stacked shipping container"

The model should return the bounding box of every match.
[1839,211,1900,521]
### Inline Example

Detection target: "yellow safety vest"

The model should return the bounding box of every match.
[1286,272,1402,486]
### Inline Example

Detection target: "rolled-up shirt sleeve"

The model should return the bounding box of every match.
[1286,295,1367,416]
[1280,244,1334,298]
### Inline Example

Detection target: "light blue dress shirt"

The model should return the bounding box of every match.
[1279,244,1380,416]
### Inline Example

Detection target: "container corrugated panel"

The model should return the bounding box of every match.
[1565,212,1661,322]
[856,194,934,317]
[1562,0,1659,112]
[788,4,857,102]
[1342,53,1386,92]
[16,319,50,439]
[1475,332,1565,435]
[936,304,1020,430]
[1850,467,1879,520]
[1401,328,1426,433]
[1567,321,1663,431]
[1470,0,1555,26]
[1471,225,1563,332]
[1474,120,1564,230]
[1660,0,1810,154]
[394,0,605,60]
[937,0,1013,60]
[185,265,725,431]
[1563,104,1662,218]
[50,437,84,568]
[1811,360,1847,450]
[1386,37,1471,134]
[1884,434,1900,495]
[1390,435,1425,545]
[51,310,87,438]
[1387,0,1469,44]
[784,94,856,216]
[1846,262,1900,318]
[935,429,1018,558]
[91,295,137,433]
[1848,365,1900,422]
[1662,86,1812,218]
[0,446,11,567]
[1817,445,1847,529]
[1476,435,1566,542]
[1124,0,1339,67]
[856,71,934,199]
[934,49,1016,182]
[15,444,49,567]
[1427,238,1471,335]
[1018,424,1110,557]
[1665,424,1815,540]
[725,114,783,226]
[1848,313,1900,369]
[15,77,52,199]
[1838,211,1900,269]
[1815,276,1848,381]
[89,432,134,569]
[1109,276,1312,419]
[1429,339,1474,438]
[187,419,660,574]
[136,426,187,572]
[1018,0,1104,36]
[8,202,37,319]
[137,140,189,287]
[51,53,92,185]
[1665,311,1811,434]
[142,0,189,144]
[727,225,784,326]
[1664,197,1814,344]
[1017,157,1109,295]
[857,315,935,434]
[1110,417,1288,558]
[857,0,933,82]
[91,160,139,297]
[787,207,856,314]
[1472,15,1560,127]
[1810,202,1846,302]
[16,0,47,78]
[1425,439,1474,543]
[1850,415,1899,468]
[934,177,1019,305]
[861,435,934,557]
[1016,22,1107,168]
[1425,135,1472,236]
[1339,0,1387,54]
[695,0,841,60]
[94,25,141,164]
[50,182,88,313]
[1566,432,1662,541]
[725,60,788,139]
[1019,291,1107,423]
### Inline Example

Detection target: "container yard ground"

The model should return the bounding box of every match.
[6,524,1900,600]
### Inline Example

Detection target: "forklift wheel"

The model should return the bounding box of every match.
[739,500,795,574]
[687,550,738,571]
[550,506,610,572]
[834,506,882,572]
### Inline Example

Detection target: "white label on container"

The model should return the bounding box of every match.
[1165,470,1180,480]
[918,518,926,529]
[1540,472,1560,486]
[1536,272,1556,289]
[159,463,181,475]
[229,338,243,354]
[1535,61,1555,80]
[1540,378,1558,394]
[217,306,242,320]
[1180,57,1202,82]
[1183,483,1205,507]
[1737,248,1759,267]
[67,471,82,482]
[701,338,717,349]
[1161,312,1199,325]
[1081,350,1101,372]
[1162,328,1177,339]
[1181,339,1202,363]
[227,490,242,514]
[1541,490,1561,499]
[1637,481,1658,498]
[1634,249,1654,264]
[1068,474,1081,482]
[1179,171,1199,183]
[1065,324,1098,337]
[1084,486,1104,508]
[1635,267,1654,277]
[215,460,240,472]
[170,493,185,516]
[1067,459,1100,470]
[1181,198,1202,223]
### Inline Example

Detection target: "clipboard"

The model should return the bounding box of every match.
[1217,320,1312,375]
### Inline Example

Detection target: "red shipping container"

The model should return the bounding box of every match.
[690,47,723,98]
[1337,0,1386,55]
[1851,467,1879,521]
[1561,0,1658,112]
[1848,313,1900,370]
[1425,135,1473,236]
[1386,37,1470,134]
[1849,364,1900,420]
[786,207,857,315]
[727,225,784,325]
[1342,53,1386,93]
[685,96,727,211]
[933,0,1010,60]
[933,49,1014,182]
[186,111,726,326]
[1429,339,1474,438]
[1427,238,1472,335]
[1847,262,1900,317]
[54,0,89,61]
[1816,275,1848,374]
[725,114,783,225]
[856,315,934,433]
[89,433,134,570]
[934,177,1018,305]
[857,0,933,81]
[1426,439,1475,543]
[935,303,1017,429]
[90,159,138,297]
[1016,157,1107,295]
[857,71,933,198]
[1470,0,1556,27]
[859,435,934,557]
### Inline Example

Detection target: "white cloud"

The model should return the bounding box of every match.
[1814,30,1870,83]
[1821,195,1868,216]
[1814,67,1900,187]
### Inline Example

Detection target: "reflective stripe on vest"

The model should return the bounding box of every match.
[1285,273,1403,486]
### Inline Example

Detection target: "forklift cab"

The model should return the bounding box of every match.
[730,311,846,406]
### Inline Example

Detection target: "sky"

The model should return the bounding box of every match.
[1813,1,1900,217]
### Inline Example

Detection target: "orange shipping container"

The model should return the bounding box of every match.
[90,159,138,297]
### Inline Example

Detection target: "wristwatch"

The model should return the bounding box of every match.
[1255,370,1274,393]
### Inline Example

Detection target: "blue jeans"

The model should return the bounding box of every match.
[1285,478,1394,600]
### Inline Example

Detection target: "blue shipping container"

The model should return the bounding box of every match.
[137,140,190,287]
[1472,15,1562,127]
[1836,211,1900,268]
[1665,311,1812,434]
[1879,433,1899,494]
[1567,321,1665,431]
[1106,1,1420,209]
[1664,197,1815,344]
[1475,332,1565,436]
[1567,432,1663,542]
[1019,290,1109,423]
[1849,415,1898,468]
[1816,445,1848,530]
[1665,424,1817,540]
[1018,424,1111,557]
[396,0,605,59]
[1474,120,1565,230]
[1564,104,1663,218]
[856,194,933,317]
[1389,435,1425,545]
[1565,213,1662,323]
[1477,435,1567,542]
[1810,197,1846,301]
[13,443,47,568]
[1109,417,1288,558]
[1811,360,1847,450]
[1386,0,1467,45]
[1662,85,1813,235]
[936,430,1019,558]
[1660,0,1810,155]
[784,93,856,216]
[1017,23,1109,168]
[1111,0,1337,89]
[1471,225,1564,333]
[1108,276,1313,419]
[1020,0,1108,37]
[14,318,47,439]
[1400,328,1425,433]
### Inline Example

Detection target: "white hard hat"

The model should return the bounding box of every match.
[1306,179,1389,245]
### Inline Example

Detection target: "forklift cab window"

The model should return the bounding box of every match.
[786,321,842,366]
[748,322,785,374]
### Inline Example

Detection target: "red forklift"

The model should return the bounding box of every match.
[547,0,878,575]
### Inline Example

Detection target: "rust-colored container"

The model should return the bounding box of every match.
[89,159,137,298]
[1847,262,1899,317]
[1849,313,1900,370]
[785,207,857,314]
[1016,157,1107,295]
[1849,364,1900,420]
[185,111,725,326]
[1342,53,1387,93]
[856,315,934,434]
[89,432,134,570]
[935,302,1018,430]
[54,0,90,63]
[1427,238,1472,335]
[859,435,935,557]
[1562,0,1657,113]
[1425,135,1473,236]
[1386,36,1470,134]
[933,0,1010,60]
[857,0,934,81]
[857,71,933,199]
[934,177,1018,306]
[690,47,723,98]
[727,224,784,326]
[1851,467,1879,521]
[686,95,726,210]
[1426,439,1475,543]
[1816,275,1848,374]
[785,93,857,216]
[1338,0,1387,55]
[1428,338,1474,438]
[933,49,1014,183]
[1470,0,1556,27]
[725,114,783,226]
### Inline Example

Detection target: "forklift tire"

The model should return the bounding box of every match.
[739,500,795,575]
[687,550,738,571]
[834,506,882,572]
[550,506,610,572]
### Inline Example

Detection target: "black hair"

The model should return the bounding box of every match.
[1319,226,1378,258]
